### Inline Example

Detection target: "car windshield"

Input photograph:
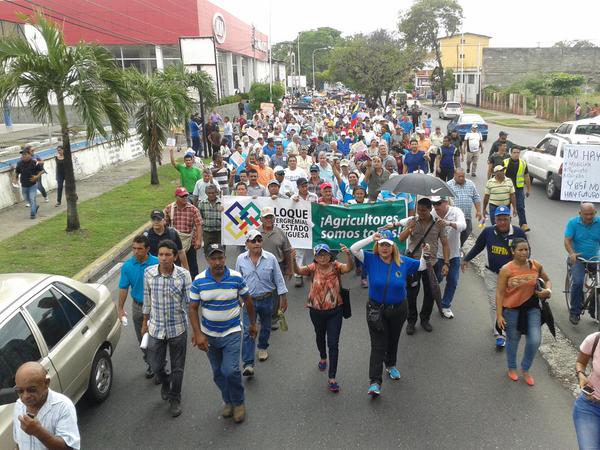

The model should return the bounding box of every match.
[459,114,485,124]
[446,103,461,108]
[575,124,600,135]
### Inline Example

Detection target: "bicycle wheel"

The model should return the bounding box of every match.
[565,270,572,312]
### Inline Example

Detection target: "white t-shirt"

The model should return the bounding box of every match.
[464,132,482,152]
[284,167,308,185]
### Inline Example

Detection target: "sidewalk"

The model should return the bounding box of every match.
[0,150,168,242]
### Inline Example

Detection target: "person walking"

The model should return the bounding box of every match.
[496,238,552,386]
[573,331,600,449]
[350,230,427,397]
[169,148,202,197]
[292,178,318,287]
[189,115,201,156]
[503,148,532,232]
[118,235,159,379]
[462,206,527,349]
[402,139,430,174]
[447,168,483,247]
[482,165,516,226]
[435,135,458,182]
[575,102,582,121]
[54,145,65,207]
[463,124,483,176]
[291,244,354,393]
[13,148,43,219]
[144,209,188,270]
[487,142,508,180]
[197,184,222,257]
[236,230,288,376]
[142,240,192,417]
[428,126,444,173]
[189,243,257,423]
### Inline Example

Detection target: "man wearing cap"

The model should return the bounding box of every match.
[236,229,288,371]
[164,187,203,279]
[447,168,483,247]
[269,143,288,169]
[189,243,256,423]
[462,206,526,348]
[245,152,275,187]
[487,142,509,179]
[431,197,466,318]
[503,147,532,232]
[144,209,188,270]
[170,147,201,197]
[318,182,340,205]
[267,179,289,200]
[198,185,223,257]
[483,165,516,226]
[463,124,483,176]
[13,147,43,219]
[489,131,527,156]
[118,234,159,378]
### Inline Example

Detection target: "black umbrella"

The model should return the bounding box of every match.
[541,300,556,339]
[381,172,455,198]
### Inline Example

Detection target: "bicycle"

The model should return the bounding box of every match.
[565,256,600,328]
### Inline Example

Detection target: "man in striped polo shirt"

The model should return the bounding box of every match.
[189,244,257,424]
[482,165,517,226]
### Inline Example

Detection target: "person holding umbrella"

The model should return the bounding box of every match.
[350,230,428,398]
[495,238,552,385]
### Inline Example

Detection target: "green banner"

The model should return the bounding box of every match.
[311,200,408,250]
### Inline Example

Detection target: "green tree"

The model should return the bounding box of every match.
[0,12,131,231]
[546,72,585,96]
[398,0,463,102]
[249,82,284,112]
[430,67,456,95]
[328,30,422,106]
[553,40,597,48]
[125,68,192,185]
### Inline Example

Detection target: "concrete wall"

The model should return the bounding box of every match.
[0,132,143,209]
[482,47,600,88]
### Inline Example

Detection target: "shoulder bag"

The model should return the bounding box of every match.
[366,262,393,331]
[170,202,192,252]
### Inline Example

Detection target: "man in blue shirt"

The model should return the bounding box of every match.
[189,244,257,424]
[189,115,201,156]
[336,131,351,156]
[235,229,288,376]
[564,203,600,324]
[118,235,159,378]
[462,206,526,349]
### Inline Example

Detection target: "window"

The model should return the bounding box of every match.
[535,138,549,151]
[459,53,465,59]
[460,38,466,44]
[556,124,572,134]
[468,74,475,84]
[545,139,559,156]
[0,313,41,392]
[26,288,84,351]
[232,56,239,91]
[575,124,600,135]
[54,282,95,314]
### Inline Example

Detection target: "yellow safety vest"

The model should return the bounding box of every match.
[504,158,526,188]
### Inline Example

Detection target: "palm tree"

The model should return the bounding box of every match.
[0,13,131,231]
[125,67,192,185]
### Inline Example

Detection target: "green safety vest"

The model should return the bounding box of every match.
[504,158,526,188]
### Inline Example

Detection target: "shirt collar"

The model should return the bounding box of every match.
[577,216,600,225]
[206,266,230,282]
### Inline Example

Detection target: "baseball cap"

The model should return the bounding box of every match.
[340,131,346,136]
[19,148,30,154]
[499,131,508,136]
[493,164,505,172]
[416,127,424,134]
[206,243,226,256]
[242,135,249,142]
[310,164,320,172]
[246,229,263,241]
[313,243,332,255]
[494,205,511,216]
[184,149,195,157]
[320,182,332,190]
[175,187,189,197]
[296,177,308,186]
[471,124,478,128]
[340,159,350,167]
[429,196,448,204]
[273,166,285,175]
[261,206,275,217]
[150,209,165,220]
[378,229,395,245]
[267,179,280,186]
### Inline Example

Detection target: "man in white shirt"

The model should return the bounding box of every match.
[192,170,219,206]
[284,155,308,189]
[431,196,466,319]
[13,362,80,450]
[273,166,296,197]
[462,124,483,177]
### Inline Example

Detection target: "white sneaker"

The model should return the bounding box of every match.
[441,308,454,319]
[44,197,49,203]
[25,203,30,207]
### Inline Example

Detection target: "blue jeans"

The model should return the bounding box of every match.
[148,332,187,402]
[21,185,38,217]
[573,394,600,450]
[242,295,273,366]
[503,307,541,371]
[309,307,343,379]
[434,257,461,308]
[570,259,587,316]
[355,257,367,280]
[207,332,244,406]
[515,187,527,226]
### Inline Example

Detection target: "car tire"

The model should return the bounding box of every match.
[546,174,560,200]
[84,349,113,404]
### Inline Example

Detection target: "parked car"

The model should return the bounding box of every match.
[447,114,488,141]
[553,117,600,139]
[0,274,121,450]
[522,133,600,200]
[438,101,463,119]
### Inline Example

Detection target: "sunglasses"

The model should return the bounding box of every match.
[14,386,39,395]
[248,237,263,243]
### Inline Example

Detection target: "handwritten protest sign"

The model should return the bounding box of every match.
[561,144,600,202]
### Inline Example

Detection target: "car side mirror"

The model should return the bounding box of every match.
[549,128,556,133]
[0,387,18,406]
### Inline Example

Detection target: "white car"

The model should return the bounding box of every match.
[438,102,463,119]
[522,133,600,200]
[553,117,600,140]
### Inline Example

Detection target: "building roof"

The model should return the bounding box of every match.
[438,32,492,41]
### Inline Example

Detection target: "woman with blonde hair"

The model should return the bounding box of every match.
[350,230,428,398]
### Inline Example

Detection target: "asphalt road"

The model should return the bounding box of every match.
[423,105,597,351]
[77,249,577,449]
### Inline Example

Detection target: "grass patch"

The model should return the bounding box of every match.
[0,163,179,276]
[462,107,498,118]
[491,118,537,126]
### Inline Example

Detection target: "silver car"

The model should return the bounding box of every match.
[0,274,121,450]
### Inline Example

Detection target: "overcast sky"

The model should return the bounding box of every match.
[211,0,599,48]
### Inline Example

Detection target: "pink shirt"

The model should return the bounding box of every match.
[580,332,600,400]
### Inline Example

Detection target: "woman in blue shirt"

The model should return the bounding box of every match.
[402,139,430,174]
[350,230,427,397]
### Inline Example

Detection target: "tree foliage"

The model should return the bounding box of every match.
[553,40,597,48]
[249,82,284,112]
[0,12,131,231]
[328,30,423,106]
[430,67,456,94]
[398,0,463,101]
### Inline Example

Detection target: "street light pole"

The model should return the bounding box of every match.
[312,46,331,91]
[297,32,301,76]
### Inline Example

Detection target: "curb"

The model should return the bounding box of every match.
[73,221,150,283]
[486,118,558,130]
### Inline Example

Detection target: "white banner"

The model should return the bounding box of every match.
[221,196,312,248]
[561,144,600,202]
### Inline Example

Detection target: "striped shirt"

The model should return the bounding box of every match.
[198,199,221,232]
[447,179,482,219]
[484,177,515,206]
[143,265,191,339]
[190,267,249,337]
